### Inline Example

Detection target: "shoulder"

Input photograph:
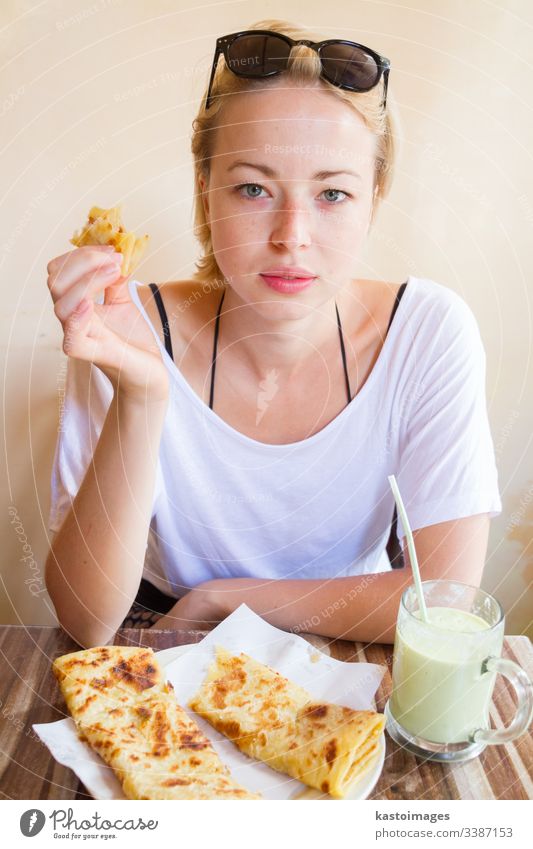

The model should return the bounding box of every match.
[402,277,487,396]
[133,277,223,357]
[403,276,483,345]
[349,275,472,328]
[351,275,481,345]
[406,275,479,320]
[136,277,220,304]
[135,278,220,325]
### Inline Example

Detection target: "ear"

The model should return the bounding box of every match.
[199,174,210,225]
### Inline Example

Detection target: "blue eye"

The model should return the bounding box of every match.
[235,183,267,199]
[321,188,350,203]
[234,183,352,203]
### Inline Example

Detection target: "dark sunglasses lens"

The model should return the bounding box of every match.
[319,44,380,90]
[227,33,291,76]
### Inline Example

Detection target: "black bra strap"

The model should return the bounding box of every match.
[148,283,173,361]
[335,280,409,406]
[206,280,409,412]
[386,281,408,335]
[209,288,226,410]
[335,302,352,404]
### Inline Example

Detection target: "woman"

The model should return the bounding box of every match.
[45,19,501,648]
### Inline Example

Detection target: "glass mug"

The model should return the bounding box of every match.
[384,580,533,762]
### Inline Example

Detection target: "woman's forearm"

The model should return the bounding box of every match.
[155,569,416,644]
[45,391,168,648]
[220,571,416,642]
[154,515,490,643]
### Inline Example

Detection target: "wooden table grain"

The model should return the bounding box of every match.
[0,625,531,800]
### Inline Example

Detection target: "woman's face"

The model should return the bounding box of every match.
[199,81,378,320]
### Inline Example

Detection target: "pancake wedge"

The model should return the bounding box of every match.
[53,646,260,800]
[189,646,385,798]
[53,645,165,724]
[70,204,149,276]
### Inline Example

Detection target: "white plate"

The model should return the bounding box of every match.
[156,643,385,801]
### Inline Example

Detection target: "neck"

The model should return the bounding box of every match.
[217,285,352,379]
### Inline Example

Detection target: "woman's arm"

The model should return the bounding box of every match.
[45,392,168,648]
[153,514,490,643]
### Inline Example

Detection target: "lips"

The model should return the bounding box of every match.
[259,273,317,294]
[261,267,316,279]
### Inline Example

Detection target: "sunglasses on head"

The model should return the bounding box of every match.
[205,29,391,111]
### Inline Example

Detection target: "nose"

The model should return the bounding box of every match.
[270,202,312,250]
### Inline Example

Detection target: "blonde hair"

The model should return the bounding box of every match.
[190,19,399,285]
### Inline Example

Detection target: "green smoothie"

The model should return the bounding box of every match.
[389,606,503,744]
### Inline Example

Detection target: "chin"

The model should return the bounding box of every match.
[250,295,323,324]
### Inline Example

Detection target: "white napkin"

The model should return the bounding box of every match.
[34,604,386,800]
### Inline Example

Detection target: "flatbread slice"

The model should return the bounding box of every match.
[78,690,258,800]
[53,646,260,800]
[189,646,385,799]
[52,646,166,724]
[70,204,149,276]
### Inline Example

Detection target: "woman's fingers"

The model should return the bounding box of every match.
[62,300,169,399]
[62,299,125,365]
[47,246,168,401]
[61,298,95,359]
[47,244,116,282]
[47,243,115,275]
[53,263,123,322]
[58,285,170,402]
[47,246,122,301]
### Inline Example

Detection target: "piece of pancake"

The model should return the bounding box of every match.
[52,646,165,724]
[189,646,385,799]
[70,204,149,276]
[53,646,260,800]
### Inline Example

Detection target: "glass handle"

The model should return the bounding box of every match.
[472,656,533,745]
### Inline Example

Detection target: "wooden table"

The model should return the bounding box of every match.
[0,626,531,800]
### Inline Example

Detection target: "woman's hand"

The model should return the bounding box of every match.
[153,582,226,631]
[46,245,169,404]
[151,578,275,631]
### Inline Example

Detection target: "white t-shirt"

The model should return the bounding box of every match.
[48,275,502,598]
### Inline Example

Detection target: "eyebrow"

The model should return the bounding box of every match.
[226,160,363,182]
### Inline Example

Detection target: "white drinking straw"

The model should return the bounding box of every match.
[388,474,429,622]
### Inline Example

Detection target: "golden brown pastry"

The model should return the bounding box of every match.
[189,646,385,798]
[53,646,260,800]
[70,204,149,277]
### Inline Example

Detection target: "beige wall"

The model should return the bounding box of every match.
[1,0,531,635]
